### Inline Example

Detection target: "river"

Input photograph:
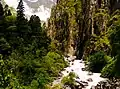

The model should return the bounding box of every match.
[53,56,107,89]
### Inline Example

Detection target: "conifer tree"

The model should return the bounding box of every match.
[0,1,4,33]
[16,0,29,35]
[17,0,25,21]
[7,9,12,16]
[0,1,4,18]
[4,5,12,16]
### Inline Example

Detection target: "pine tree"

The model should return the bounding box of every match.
[0,0,4,33]
[16,0,28,34]
[17,0,25,21]
[0,1,4,19]
[4,5,12,16]
[4,5,8,16]
[7,9,12,16]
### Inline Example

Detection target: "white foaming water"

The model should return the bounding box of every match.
[4,0,56,21]
[53,56,106,89]
[27,0,38,2]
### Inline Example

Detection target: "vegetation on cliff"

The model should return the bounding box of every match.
[48,0,120,79]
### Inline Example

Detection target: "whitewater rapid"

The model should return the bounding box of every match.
[53,56,106,89]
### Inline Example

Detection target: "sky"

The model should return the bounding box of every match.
[4,0,55,21]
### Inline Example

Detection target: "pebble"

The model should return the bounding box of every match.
[88,72,93,75]
[72,63,74,65]
[87,78,93,82]
[71,69,74,71]
[81,68,85,71]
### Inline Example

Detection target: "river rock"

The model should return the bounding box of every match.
[91,85,96,89]
[94,79,120,89]
[81,68,85,71]
[71,69,74,71]
[65,85,71,89]
[88,72,93,75]
[71,62,74,65]
[76,76,80,79]
[58,77,61,79]
[75,80,85,88]
[53,56,107,88]
[67,71,69,73]
[87,78,93,82]
[80,81,89,86]
[80,61,83,63]
[116,87,120,89]
[58,72,63,77]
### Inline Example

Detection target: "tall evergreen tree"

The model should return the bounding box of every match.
[0,1,4,18]
[0,1,4,33]
[4,5,8,16]
[7,9,12,16]
[17,0,25,21]
[4,4,12,16]
[16,0,29,35]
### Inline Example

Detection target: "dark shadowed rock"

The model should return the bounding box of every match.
[72,62,74,65]
[87,78,93,82]
[81,68,85,71]
[94,79,120,89]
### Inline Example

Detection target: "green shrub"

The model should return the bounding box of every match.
[61,72,76,86]
[114,55,120,77]
[101,59,115,78]
[101,55,120,78]
[87,51,110,73]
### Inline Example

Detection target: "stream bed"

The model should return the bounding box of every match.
[53,56,107,89]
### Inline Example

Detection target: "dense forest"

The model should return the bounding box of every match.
[0,0,68,88]
[0,0,120,89]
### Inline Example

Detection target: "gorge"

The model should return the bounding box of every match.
[0,0,120,89]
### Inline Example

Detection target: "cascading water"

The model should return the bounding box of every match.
[53,56,106,89]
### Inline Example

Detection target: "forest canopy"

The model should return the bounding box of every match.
[0,0,68,88]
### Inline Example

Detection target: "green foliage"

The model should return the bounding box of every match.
[113,55,120,77]
[45,84,62,89]
[109,15,120,57]
[43,52,68,76]
[48,0,81,54]
[98,12,120,78]
[101,12,120,78]
[0,1,68,88]
[101,59,115,78]
[3,0,120,88]
[84,9,111,60]
[61,72,76,86]
[101,55,120,78]
[87,51,110,73]
[51,84,62,89]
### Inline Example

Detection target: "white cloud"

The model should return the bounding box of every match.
[4,0,18,8]
[4,0,54,21]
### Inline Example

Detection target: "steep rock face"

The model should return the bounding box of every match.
[4,0,56,21]
[47,0,81,56]
[47,0,115,58]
